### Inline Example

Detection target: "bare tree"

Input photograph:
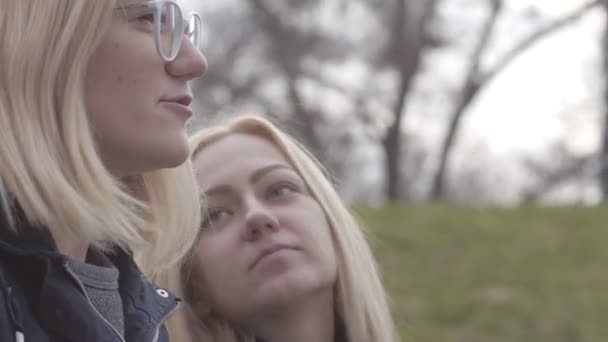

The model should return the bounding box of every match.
[249,0,325,160]
[377,0,440,200]
[191,1,355,173]
[430,0,602,200]
[601,0,608,199]
[192,0,599,204]
[521,145,597,204]
[189,6,271,124]
[192,0,443,202]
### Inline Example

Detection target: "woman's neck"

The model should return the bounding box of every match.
[251,289,336,342]
[49,225,88,261]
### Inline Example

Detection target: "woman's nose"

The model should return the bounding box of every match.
[242,199,279,241]
[166,37,208,80]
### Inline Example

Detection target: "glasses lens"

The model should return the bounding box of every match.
[158,2,181,60]
[187,13,202,49]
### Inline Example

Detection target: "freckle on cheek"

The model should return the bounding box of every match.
[112,41,120,49]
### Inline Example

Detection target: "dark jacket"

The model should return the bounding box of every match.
[0,208,179,342]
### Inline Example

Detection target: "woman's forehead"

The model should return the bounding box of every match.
[117,0,148,6]
[195,135,287,170]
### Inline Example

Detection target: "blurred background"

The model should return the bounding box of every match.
[182,0,607,340]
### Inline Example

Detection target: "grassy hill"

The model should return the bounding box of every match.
[356,205,608,342]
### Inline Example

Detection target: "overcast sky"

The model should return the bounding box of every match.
[181,0,604,204]
[466,0,602,156]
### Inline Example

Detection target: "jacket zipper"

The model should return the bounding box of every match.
[63,263,127,342]
[5,287,24,342]
[150,300,180,342]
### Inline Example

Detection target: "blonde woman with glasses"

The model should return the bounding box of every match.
[158,116,399,342]
[0,1,206,341]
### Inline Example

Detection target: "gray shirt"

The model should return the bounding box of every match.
[66,248,124,338]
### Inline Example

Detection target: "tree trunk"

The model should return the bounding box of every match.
[601,0,608,199]
[249,0,326,162]
[429,0,597,200]
[430,0,501,200]
[431,82,479,199]
[382,0,439,201]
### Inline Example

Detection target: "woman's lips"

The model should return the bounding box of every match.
[251,245,297,269]
[159,100,193,119]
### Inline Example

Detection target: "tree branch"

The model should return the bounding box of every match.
[468,0,503,86]
[430,0,503,199]
[482,0,601,86]
[430,0,599,199]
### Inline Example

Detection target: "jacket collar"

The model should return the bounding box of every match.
[0,204,60,256]
[108,246,181,341]
[0,205,180,341]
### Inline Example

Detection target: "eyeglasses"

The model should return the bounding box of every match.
[114,0,202,62]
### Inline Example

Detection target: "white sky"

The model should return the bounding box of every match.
[181,0,605,203]
[181,0,604,156]
[465,0,603,156]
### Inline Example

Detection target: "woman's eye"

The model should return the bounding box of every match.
[201,208,230,229]
[267,183,297,199]
[135,13,155,24]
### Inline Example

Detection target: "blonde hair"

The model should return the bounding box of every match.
[161,115,399,342]
[0,1,200,272]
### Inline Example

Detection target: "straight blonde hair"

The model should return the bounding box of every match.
[160,115,399,342]
[0,1,200,272]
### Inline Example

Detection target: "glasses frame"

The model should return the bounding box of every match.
[115,0,202,62]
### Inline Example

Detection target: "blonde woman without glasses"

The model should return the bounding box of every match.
[0,1,207,341]
[160,115,399,342]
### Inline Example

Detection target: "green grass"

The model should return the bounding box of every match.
[355,205,608,342]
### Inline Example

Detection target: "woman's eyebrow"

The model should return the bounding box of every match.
[202,164,294,196]
[203,184,233,197]
[250,164,292,184]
